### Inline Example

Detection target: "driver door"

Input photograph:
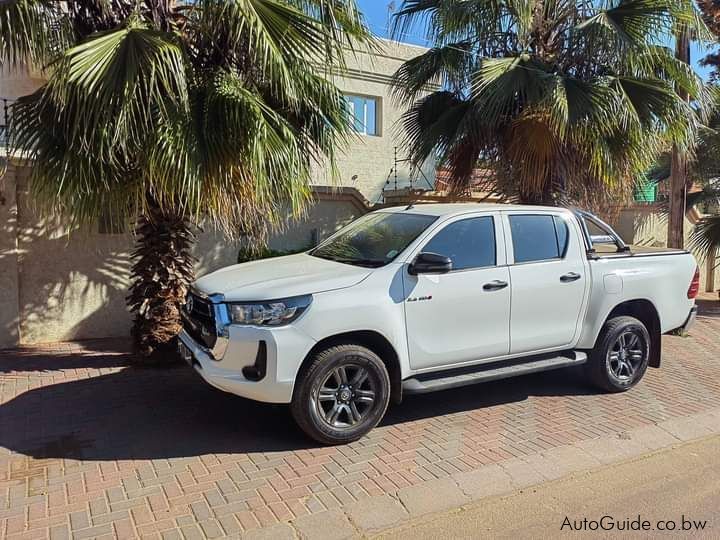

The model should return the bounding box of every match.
[403,214,511,371]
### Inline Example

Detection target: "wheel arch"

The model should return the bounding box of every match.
[297,330,403,404]
[603,299,662,368]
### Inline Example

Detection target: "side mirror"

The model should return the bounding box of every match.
[409,252,452,275]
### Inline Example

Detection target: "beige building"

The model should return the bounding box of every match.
[0,40,433,348]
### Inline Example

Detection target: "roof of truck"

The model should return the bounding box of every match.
[379,203,568,217]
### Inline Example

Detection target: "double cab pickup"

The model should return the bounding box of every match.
[179,204,699,444]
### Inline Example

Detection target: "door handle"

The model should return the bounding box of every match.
[483,280,509,291]
[560,272,582,283]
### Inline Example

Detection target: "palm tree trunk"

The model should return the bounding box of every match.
[668,145,688,248]
[127,202,196,364]
[668,28,691,249]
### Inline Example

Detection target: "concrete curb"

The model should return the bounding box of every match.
[255,407,720,540]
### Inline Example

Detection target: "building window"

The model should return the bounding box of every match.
[345,94,379,136]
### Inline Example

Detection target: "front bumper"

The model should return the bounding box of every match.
[178,325,315,404]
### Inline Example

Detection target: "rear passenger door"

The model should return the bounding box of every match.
[504,212,588,355]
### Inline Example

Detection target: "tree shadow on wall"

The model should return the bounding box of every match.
[7,217,134,343]
[2,212,241,346]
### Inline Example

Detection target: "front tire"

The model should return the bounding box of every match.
[587,316,650,393]
[291,344,391,445]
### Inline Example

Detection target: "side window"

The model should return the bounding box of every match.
[423,216,496,270]
[509,215,569,263]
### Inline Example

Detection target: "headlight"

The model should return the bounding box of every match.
[226,295,312,326]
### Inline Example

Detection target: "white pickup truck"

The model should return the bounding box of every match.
[179,204,699,444]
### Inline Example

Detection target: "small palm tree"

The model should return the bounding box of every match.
[390,0,709,208]
[3,0,370,362]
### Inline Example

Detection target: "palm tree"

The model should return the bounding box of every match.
[649,106,720,272]
[668,0,720,250]
[2,0,371,363]
[390,0,709,209]
[667,25,691,249]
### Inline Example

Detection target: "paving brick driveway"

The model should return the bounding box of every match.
[2,297,720,539]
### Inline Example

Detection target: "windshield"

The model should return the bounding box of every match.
[310,212,437,267]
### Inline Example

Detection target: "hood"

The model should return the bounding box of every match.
[193,253,372,301]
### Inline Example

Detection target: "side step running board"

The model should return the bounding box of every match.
[402,351,588,395]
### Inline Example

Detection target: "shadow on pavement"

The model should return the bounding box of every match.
[696,297,720,318]
[0,359,600,460]
[0,350,132,374]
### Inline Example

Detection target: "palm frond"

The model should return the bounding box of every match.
[400,90,472,169]
[290,0,375,63]
[391,41,475,101]
[0,0,71,68]
[577,0,677,49]
[39,20,189,164]
[191,0,329,95]
[471,55,554,124]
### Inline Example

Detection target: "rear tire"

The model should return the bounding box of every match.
[291,344,391,445]
[587,316,650,393]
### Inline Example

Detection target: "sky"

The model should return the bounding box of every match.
[355,0,716,79]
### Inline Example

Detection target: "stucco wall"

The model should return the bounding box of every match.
[269,197,366,252]
[612,206,718,292]
[0,165,241,346]
[15,193,135,344]
[612,208,676,247]
[0,165,367,347]
[0,163,21,348]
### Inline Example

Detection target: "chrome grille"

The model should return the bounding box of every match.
[182,292,217,349]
